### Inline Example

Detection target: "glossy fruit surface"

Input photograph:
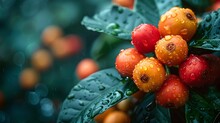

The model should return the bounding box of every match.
[131,24,161,54]
[155,35,188,66]
[158,7,197,41]
[179,54,208,87]
[115,48,145,78]
[133,57,166,92]
[156,75,189,108]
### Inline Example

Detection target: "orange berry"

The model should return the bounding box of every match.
[51,38,70,59]
[133,57,166,93]
[112,0,134,9]
[158,7,197,41]
[103,111,130,123]
[76,58,99,79]
[115,48,145,78]
[19,68,39,89]
[155,35,188,66]
[116,98,133,112]
[42,26,63,46]
[95,107,116,123]
[31,49,53,71]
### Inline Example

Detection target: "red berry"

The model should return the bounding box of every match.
[131,24,161,54]
[132,57,166,93]
[155,35,188,66]
[179,54,209,87]
[156,75,189,108]
[115,48,145,78]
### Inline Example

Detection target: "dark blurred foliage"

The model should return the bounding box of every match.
[0,0,111,123]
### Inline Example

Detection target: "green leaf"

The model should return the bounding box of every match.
[185,87,220,123]
[91,34,132,69]
[82,0,182,40]
[182,0,212,10]
[57,68,138,123]
[132,94,171,123]
[190,9,220,51]
[134,0,182,26]
[81,5,146,40]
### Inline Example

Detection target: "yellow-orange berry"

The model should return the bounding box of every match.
[31,49,53,71]
[19,68,39,89]
[155,35,188,66]
[41,25,63,46]
[158,7,197,41]
[133,57,166,93]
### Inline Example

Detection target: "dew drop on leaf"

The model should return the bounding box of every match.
[109,91,123,105]
[73,85,83,91]
[117,7,124,14]
[145,101,155,111]
[79,101,85,106]
[125,89,133,96]
[98,85,105,91]
[106,23,120,30]
[91,106,103,117]
[102,100,109,105]
[205,14,212,22]
[67,93,75,99]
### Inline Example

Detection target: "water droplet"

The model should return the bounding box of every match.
[67,93,75,99]
[205,14,211,22]
[74,85,82,91]
[118,8,124,14]
[157,68,160,71]
[102,100,109,105]
[161,15,167,22]
[164,25,170,33]
[189,115,194,119]
[109,91,123,105]
[171,13,177,18]
[145,102,155,111]
[79,101,85,106]
[106,23,120,30]
[98,85,105,91]
[190,73,195,80]
[91,106,103,117]
[125,89,133,96]
[200,107,205,111]
[164,35,172,41]
[180,29,188,35]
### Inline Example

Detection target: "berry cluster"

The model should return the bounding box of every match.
[115,7,220,108]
